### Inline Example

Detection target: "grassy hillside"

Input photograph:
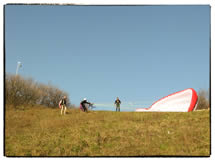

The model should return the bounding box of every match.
[5,106,210,156]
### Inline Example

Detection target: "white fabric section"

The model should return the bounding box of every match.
[136,89,193,112]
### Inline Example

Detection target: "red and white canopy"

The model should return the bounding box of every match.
[136,88,198,112]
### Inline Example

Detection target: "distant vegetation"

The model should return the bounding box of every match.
[5,107,210,156]
[196,89,210,110]
[5,73,73,109]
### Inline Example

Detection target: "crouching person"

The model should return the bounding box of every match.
[80,98,93,112]
[59,96,67,115]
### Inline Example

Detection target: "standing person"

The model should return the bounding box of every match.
[115,97,121,112]
[80,98,93,112]
[59,96,67,115]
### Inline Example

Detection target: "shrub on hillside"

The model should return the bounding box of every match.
[5,74,39,108]
[196,89,210,110]
[5,74,71,108]
[37,83,70,108]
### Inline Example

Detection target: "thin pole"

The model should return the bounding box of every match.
[16,62,22,75]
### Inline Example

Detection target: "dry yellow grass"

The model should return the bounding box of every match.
[5,106,210,156]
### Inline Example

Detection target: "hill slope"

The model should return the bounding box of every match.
[5,106,210,156]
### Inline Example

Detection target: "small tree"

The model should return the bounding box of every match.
[196,89,210,110]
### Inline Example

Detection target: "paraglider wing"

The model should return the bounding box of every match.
[58,100,62,109]
[80,103,84,111]
[136,88,198,112]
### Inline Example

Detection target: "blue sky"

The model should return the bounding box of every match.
[5,5,210,111]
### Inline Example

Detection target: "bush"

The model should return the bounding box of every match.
[196,89,210,110]
[5,73,71,109]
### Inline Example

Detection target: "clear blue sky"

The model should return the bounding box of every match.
[5,5,210,111]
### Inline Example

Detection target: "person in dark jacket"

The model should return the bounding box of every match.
[80,98,93,112]
[115,97,121,112]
